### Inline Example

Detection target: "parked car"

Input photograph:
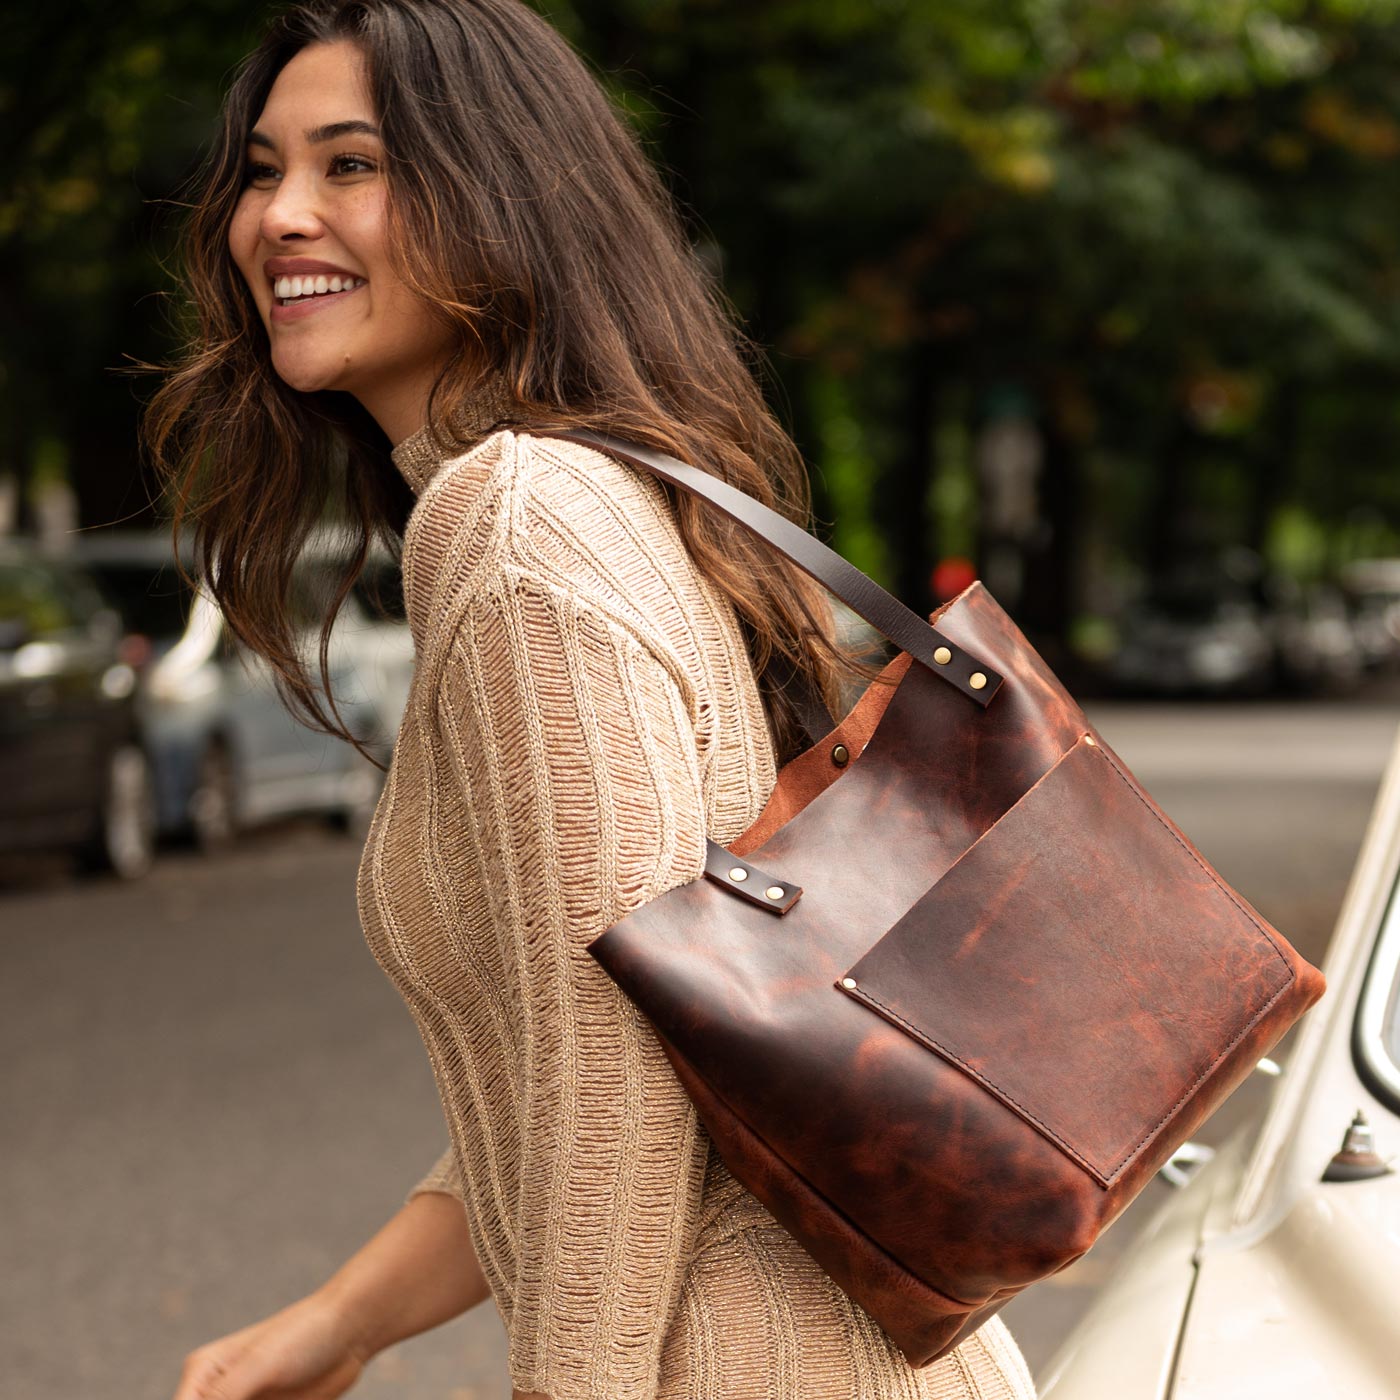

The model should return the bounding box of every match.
[1107,560,1379,699]
[1106,578,1278,697]
[71,530,413,851]
[0,541,157,878]
[1266,576,1367,696]
[1038,722,1400,1398]
[1340,558,1400,674]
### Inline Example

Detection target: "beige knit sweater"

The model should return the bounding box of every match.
[355,373,1038,1400]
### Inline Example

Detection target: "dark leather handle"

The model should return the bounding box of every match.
[540,427,1004,707]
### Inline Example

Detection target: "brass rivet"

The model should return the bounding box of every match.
[933,646,952,665]
[765,885,785,900]
[840,977,857,990]
[831,743,849,767]
[969,672,988,690]
[727,866,748,882]
[1084,735,1097,747]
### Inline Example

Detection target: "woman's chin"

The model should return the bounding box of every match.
[270,352,348,396]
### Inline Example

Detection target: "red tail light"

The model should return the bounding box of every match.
[118,633,154,668]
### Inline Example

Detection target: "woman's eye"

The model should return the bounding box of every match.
[329,153,376,176]
[243,162,280,186]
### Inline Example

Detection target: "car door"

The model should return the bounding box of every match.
[0,559,120,836]
[219,562,353,820]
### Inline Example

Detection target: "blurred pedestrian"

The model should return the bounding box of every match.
[146,3,1037,1398]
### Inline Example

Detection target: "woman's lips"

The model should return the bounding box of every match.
[269,280,366,324]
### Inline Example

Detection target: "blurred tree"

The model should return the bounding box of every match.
[0,0,264,532]
[4,0,1400,660]
[542,0,1400,651]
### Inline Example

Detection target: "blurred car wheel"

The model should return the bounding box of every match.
[81,743,158,880]
[189,741,239,854]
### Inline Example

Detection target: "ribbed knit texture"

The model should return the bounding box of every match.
[356,376,1038,1400]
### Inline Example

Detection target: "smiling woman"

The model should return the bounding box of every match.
[228,47,455,438]
[144,4,1037,1400]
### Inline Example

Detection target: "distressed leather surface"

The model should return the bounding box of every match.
[843,734,1295,1184]
[731,650,911,858]
[653,1023,1006,1366]
[587,580,1327,1366]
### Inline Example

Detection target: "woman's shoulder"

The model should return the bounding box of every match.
[402,425,704,656]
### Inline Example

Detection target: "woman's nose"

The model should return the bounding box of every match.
[257,171,326,243]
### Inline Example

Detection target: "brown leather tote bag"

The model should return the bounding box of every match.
[543,427,1328,1367]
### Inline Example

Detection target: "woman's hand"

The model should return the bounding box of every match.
[171,1189,489,1399]
[172,1288,367,1399]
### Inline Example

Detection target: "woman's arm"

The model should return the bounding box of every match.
[172,1191,490,1400]
[320,1188,492,1359]
[340,1183,551,1399]
[427,560,714,1400]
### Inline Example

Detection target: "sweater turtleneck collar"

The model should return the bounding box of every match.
[390,368,519,495]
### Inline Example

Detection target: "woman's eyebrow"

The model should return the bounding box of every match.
[246,119,382,150]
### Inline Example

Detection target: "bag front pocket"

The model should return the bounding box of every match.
[838,733,1295,1185]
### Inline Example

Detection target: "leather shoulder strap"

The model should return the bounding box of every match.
[537,427,1003,707]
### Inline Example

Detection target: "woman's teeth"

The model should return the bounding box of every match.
[273,274,366,303]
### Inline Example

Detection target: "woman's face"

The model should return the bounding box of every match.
[228,40,455,441]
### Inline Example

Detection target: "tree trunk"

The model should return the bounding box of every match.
[1146,410,1193,586]
[1016,391,1081,673]
[1245,379,1301,565]
[872,338,939,614]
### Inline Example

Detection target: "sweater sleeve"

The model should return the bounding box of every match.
[431,563,712,1400]
[405,1143,466,1206]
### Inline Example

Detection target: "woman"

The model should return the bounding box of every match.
[151,3,1038,1397]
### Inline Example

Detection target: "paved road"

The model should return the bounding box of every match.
[3,696,1396,1400]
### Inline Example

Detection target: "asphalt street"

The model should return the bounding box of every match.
[3,694,1397,1400]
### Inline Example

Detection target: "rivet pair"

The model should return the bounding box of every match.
[728,866,785,901]
[934,644,989,691]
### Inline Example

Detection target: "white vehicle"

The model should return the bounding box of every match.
[1039,724,1400,1399]
[72,530,414,849]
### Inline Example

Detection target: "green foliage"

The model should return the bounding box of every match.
[806,367,894,585]
[3,0,1398,616]
[0,0,262,517]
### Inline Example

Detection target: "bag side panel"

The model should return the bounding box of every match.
[652,1024,1018,1368]
[844,734,1298,1183]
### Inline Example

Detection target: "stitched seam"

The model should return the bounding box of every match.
[1085,740,1297,1171]
[849,975,1292,1185]
[844,734,1297,1185]
[1092,738,1294,975]
[846,983,1110,1183]
[1118,973,1291,1175]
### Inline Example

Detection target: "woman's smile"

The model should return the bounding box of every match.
[264,256,368,323]
[269,276,367,322]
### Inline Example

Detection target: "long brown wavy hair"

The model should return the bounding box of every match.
[144,0,887,772]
